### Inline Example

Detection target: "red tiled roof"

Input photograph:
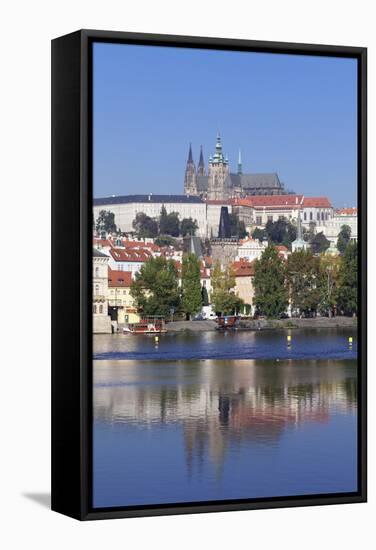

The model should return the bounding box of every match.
[109,247,152,263]
[232,195,332,209]
[232,259,256,277]
[335,207,357,215]
[302,197,332,208]
[108,269,132,287]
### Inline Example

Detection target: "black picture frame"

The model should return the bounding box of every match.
[51,29,367,520]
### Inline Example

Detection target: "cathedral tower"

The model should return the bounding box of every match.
[197,145,206,176]
[184,143,198,196]
[207,133,229,200]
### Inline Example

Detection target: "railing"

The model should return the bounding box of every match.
[93,294,106,302]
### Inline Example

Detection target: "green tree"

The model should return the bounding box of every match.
[96,210,117,234]
[319,255,342,317]
[132,212,159,238]
[336,241,358,315]
[229,213,247,238]
[154,235,178,247]
[180,217,198,237]
[286,249,323,317]
[159,206,180,237]
[265,217,297,249]
[130,256,180,317]
[252,227,267,241]
[253,246,288,318]
[211,261,243,315]
[181,253,202,319]
[201,285,209,306]
[310,231,330,254]
[337,225,352,254]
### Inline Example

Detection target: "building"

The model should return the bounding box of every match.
[107,247,152,276]
[291,210,309,252]
[93,194,208,238]
[93,249,112,333]
[184,133,285,200]
[232,194,333,232]
[317,207,358,246]
[236,236,267,261]
[107,269,140,326]
[232,259,256,312]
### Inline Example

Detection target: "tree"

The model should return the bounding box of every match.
[154,235,178,247]
[286,249,323,317]
[211,261,243,315]
[181,253,202,319]
[180,217,198,237]
[132,212,159,238]
[130,256,180,317]
[201,285,209,306]
[337,225,352,254]
[319,255,342,317]
[336,241,357,316]
[265,217,297,249]
[229,213,247,238]
[304,221,316,242]
[310,231,330,254]
[96,210,117,234]
[252,227,267,241]
[159,206,180,237]
[253,246,288,318]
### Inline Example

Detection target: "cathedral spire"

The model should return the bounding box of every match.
[237,149,243,175]
[184,142,197,196]
[187,142,193,163]
[197,145,206,176]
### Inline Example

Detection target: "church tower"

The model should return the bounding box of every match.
[197,145,206,176]
[184,143,198,196]
[207,133,229,200]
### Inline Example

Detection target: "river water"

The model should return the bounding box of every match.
[93,329,358,508]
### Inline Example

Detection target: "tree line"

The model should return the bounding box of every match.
[253,242,357,318]
[132,206,199,239]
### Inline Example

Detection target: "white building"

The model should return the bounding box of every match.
[93,194,208,238]
[317,207,358,246]
[236,236,267,261]
[93,249,112,333]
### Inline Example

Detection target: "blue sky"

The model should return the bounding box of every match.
[93,43,357,207]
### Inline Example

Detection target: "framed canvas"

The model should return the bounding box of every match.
[51,29,367,520]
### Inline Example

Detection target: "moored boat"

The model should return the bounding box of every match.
[123,316,167,334]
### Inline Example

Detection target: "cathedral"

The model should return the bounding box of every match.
[184,133,285,200]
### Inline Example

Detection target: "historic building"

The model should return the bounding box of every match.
[93,194,208,238]
[93,248,112,334]
[184,133,285,200]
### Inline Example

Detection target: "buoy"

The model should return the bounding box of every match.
[287,334,292,346]
[154,335,159,345]
[348,336,353,346]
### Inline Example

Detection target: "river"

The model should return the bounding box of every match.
[93,329,358,508]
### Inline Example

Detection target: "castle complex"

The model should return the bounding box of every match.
[184,133,285,200]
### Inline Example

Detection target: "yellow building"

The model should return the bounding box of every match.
[107,269,140,326]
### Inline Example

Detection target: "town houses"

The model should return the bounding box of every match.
[92,133,358,333]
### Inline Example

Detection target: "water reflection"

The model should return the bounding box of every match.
[94,359,357,502]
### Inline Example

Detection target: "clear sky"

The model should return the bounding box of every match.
[93,42,357,207]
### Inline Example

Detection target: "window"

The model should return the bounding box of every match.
[95,267,99,278]
[99,304,103,314]
[267,215,273,222]
[95,284,100,295]
[93,305,97,314]
[310,212,313,221]
[304,212,307,221]
[317,212,320,221]
[256,216,262,225]
[321,212,324,220]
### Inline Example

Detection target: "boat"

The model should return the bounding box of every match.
[216,315,239,329]
[123,316,167,334]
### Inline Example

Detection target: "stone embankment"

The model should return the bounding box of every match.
[166,317,357,332]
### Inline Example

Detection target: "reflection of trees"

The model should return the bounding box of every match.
[94,359,357,474]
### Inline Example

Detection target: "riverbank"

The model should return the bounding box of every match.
[166,316,357,332]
